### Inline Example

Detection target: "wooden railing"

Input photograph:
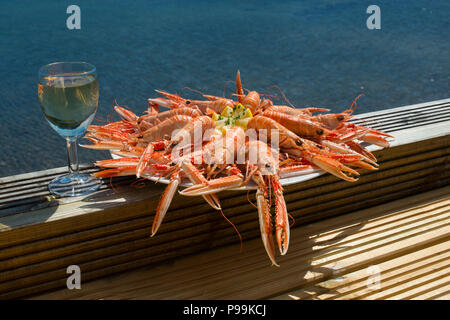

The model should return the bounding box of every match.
[0,98,449,299]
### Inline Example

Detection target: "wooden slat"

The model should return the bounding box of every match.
[413,289,450,300]
[353,103,450,127]
[29,186,450,300]
[273,242,450,300]
[375,271,450,300]
[351,98,450,120]
[365,110,450,130]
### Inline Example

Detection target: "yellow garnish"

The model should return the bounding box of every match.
[243,108,253,118]
[221,106,234,117]
[233,103,245,116]
[213,103,253,135]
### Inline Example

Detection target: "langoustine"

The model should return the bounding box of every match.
[82,71,392,266]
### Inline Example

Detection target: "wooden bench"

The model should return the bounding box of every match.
[0,98,449,299]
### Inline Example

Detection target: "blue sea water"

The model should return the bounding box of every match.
[0,0,448,177]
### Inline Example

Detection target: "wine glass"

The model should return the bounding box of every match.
[38,62,102,196]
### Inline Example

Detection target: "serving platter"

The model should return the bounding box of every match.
[150,167,323,191]
[111,153,323,191]
[109,136,386,191]
[109,140,386,190]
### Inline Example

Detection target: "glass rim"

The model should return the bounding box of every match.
[39,61,96,78]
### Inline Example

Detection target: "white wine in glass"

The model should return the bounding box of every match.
[38,62,102,196]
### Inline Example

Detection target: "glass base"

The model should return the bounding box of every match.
[48,173,102,197]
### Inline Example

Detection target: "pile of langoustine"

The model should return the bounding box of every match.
[82,71,392,266]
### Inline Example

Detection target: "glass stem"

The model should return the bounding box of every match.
[66,137,79,174]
